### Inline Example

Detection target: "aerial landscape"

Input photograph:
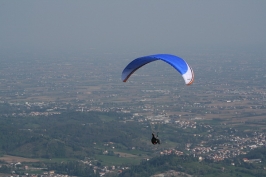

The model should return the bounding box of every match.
[1,1,266,177]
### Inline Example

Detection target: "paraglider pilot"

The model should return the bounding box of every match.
[151,133,160,145]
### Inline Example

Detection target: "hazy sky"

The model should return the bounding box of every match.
[1,1,266,55]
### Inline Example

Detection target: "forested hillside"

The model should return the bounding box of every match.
[0,111,146,158]
[120,151,266,177]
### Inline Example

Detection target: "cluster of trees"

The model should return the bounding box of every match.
[120,152,266,177]
[0,103,20,114]
[0,164,11,173]
[243,147,266,160]
[120,155,196,177]
[47,161,99,177]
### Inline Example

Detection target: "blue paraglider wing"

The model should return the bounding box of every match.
[121,54,194,85]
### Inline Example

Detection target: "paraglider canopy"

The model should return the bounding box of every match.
[121,54,194,85]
